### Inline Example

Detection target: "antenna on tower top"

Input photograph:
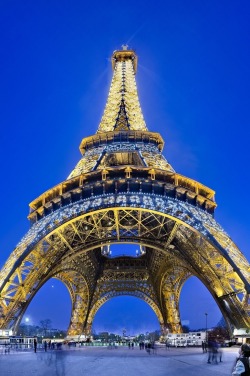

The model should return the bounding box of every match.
[122,44,128,50]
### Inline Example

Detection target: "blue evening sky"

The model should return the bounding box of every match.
[0,0,249,334]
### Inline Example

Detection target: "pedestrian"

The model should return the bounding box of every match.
[232,343,250,375]
[204,341,207,353]
[217,342,223,362]
[202,341,205,352]
[207,339,214,363]
[34,338,37,353]
[146,342,151,355]
[152,342,156,355]
[44,340,48,352]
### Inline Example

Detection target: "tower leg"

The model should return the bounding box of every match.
[162,290,182,333]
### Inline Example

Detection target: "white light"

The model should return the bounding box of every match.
[25,317,29,323]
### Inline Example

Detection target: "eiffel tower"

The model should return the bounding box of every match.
[0,47,249,337]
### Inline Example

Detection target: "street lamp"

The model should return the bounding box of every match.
[205,313,208,343]
[25,317,31,336]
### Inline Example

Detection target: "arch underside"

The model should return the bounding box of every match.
[87,289,164,335]
[0,194,249,335]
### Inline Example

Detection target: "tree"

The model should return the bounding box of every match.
[216,316,233,338]
[18,323,39,336]
[216,316,227,328]
[18,323,29,336]
[149,330,160,342]
[182,325,190,333]
[208,325,230,343]
[40,319,52,337]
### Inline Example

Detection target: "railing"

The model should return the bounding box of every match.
[28,170,216,225]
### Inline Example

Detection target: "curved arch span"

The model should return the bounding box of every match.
[0,204,249,334]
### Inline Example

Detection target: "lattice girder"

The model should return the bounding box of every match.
[65,256,167,335]
[11,266,91,334]
[54,270,90,336]
[1,194,250,332]
[151,250,189,331]
[97,50,147,133]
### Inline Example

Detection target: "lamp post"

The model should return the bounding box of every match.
[25,317,30,336]
[205,313,208,343]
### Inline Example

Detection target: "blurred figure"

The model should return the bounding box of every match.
[202,341,205,353]
[166,340,170,350]
[207,340,213,363]
[217,342,223,362]
[212,341,218,364]
[34,338,37,353]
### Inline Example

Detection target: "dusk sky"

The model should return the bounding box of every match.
[0,1,249,334]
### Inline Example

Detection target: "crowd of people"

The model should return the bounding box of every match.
[201,339,250,375]
[206,340,223,364]
[33,335,250,374]
[129,341,157,354]
[34,338,62,353]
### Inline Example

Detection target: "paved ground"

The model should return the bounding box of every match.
[0,345,239,376]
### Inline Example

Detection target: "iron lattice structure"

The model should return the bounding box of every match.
[0,48,249,336]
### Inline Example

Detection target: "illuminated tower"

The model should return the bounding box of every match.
[0,47,249,336]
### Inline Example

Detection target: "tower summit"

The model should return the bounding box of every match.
[68,47,175,180]
[98,48,142,132]
[0,48,249,336]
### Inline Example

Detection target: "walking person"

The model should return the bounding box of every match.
[44,340,48,352]
[217,342,223,362]
[152,342,156,355]
[34,338,37,353]
[212,341,218,364]
[166,340,170,350]
[146,342,151,355]
[202,341,205,353]
[207,340,213,363]
[232,343,250,375]
[204,341,207,353]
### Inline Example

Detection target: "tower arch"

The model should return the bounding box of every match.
[179,276,222,329]
[87,291,164,336]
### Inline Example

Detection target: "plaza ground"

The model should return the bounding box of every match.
[0,345,239,376]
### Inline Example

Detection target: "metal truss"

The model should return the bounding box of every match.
[0,202,249,335]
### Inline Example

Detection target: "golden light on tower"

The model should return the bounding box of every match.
[0,47,249,337]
